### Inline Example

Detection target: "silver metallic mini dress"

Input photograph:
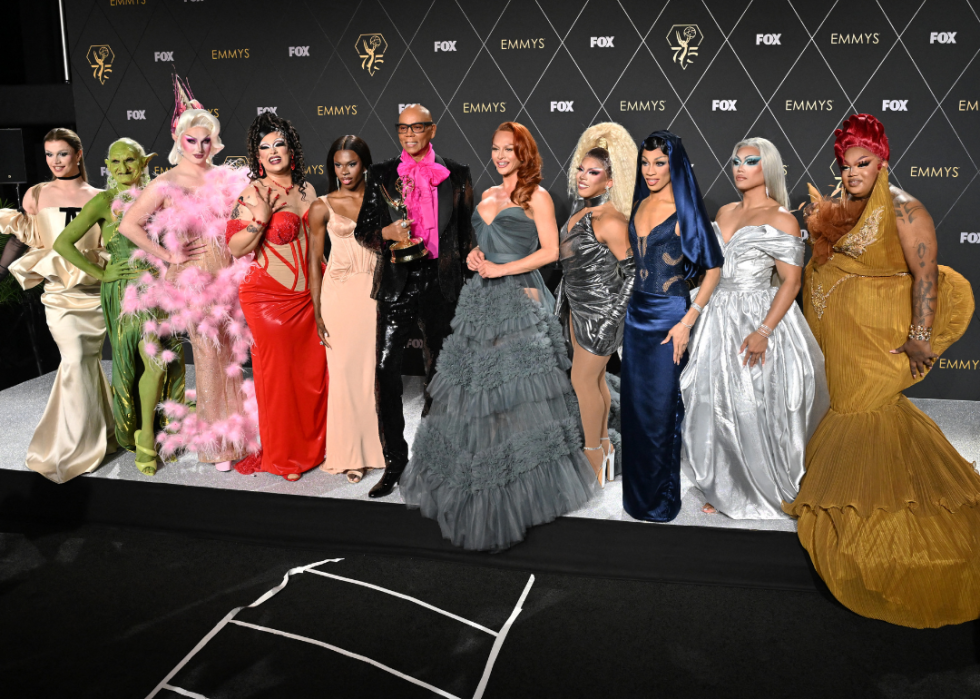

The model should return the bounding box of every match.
[555,208,636,356]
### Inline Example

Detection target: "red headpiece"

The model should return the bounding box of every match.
[171,74,204,135]
[834,113,890,166]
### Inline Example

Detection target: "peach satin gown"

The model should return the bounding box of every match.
[319,197,384,474]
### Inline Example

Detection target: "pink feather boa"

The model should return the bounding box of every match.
[116,165,261,461]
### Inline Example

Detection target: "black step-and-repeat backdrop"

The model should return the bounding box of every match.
[67,0,979,399]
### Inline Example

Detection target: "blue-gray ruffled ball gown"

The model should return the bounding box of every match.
[400,207,597,551]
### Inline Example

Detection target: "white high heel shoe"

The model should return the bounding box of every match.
[584,445,605,488]
[601,437,615,482]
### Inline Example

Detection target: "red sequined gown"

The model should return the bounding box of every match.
[228,210,328,477]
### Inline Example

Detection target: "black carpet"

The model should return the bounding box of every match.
[2,523,978,698]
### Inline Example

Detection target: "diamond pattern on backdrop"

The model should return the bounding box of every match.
[65,0,980,400]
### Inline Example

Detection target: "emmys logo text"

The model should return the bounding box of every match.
[126,110,146,120]
[357,34,387,76]
[500,39,546,49]
[154,52,174,62]
[756,34,781,45]
[930,32,957,44]
[434,41,457,52]
[211,49,249,59]
[620,100,666,111]
[109,0,145,5]
[551,101,574,112]
[882,100,908,111]
[668,25,702,70]
[463,102,507,113]
[785,100,834,110]
[288,46,310,57]
[712,100,737,111]
[937,358,980,369]
[318,105,357,116]
[830,33,880,44]
[958,101,978,111]
[910,166,959,177]
[590,37,614,47]
[86,45,115,84]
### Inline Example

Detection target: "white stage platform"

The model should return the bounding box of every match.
[2,362,978,535]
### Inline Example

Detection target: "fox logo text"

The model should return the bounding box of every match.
[960,232,980,243]
[930,32,957,44]
[882,100,908,111]
[712,100,737,111]
[153,51,174,62]
[550,101,574,112]
[288,46,310,57]
[755,34,781,45]
[590,37,614,47]
[257,106,278,115]
[126,110,146,120]
[434,41,457,52]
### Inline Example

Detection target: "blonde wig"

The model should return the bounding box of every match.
[567,122,637,217]
[730,137,789,209]
[169,108,224,165]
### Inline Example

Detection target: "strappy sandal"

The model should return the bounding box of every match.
[133,430,158,476]
[346,469,366,484]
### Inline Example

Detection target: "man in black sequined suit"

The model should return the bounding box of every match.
[354,104,474,498]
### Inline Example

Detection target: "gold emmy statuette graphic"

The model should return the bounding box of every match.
[223,155,249,169]
[357,33,388,76]
[86,45,115,84]
[668,25,701,70]
[380,176,427,264]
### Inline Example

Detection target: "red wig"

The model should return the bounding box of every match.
[834,113,890,166]
[495,122,542,209]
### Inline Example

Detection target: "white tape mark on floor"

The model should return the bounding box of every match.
[144,558,343,699]
[472,574,535,699]
[160,684,209,698]
[305,568,498,636]
[230,619,462,699]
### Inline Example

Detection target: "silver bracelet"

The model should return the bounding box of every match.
[756,323,773,338]
[691,302,704,314]
[680,320,694,329]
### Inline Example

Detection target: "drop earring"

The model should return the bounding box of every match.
[290,157,295,171]
[765,185,770,199]
[259,163,265,177]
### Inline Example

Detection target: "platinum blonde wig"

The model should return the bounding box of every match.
[169,108,224,165]
[567,122,638,217]
[731,137,789,209]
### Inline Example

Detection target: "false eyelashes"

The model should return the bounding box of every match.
[732,156,762,166]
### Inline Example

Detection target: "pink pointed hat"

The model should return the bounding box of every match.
[171,74,204,135]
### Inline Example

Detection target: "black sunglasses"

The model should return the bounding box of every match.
[396,122,434,134]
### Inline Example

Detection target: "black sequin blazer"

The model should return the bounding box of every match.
[354,154,475,304]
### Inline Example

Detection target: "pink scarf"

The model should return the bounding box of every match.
[397,146,449,259]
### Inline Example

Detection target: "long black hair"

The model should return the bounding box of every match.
[246,112,307,195]
[325,135,373,194]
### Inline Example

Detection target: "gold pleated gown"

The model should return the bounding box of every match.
[1,204,116,483]
[784,169,980,628]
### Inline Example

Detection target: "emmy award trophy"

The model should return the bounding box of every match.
[381,176,428,264]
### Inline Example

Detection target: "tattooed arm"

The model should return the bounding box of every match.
[890,186,938,379]
[228,183,284,258]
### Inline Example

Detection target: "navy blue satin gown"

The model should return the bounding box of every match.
[621,212,690,522]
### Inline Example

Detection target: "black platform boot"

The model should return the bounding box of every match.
[368,464,404,498]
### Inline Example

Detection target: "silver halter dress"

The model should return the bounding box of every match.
[555,206,636,356]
